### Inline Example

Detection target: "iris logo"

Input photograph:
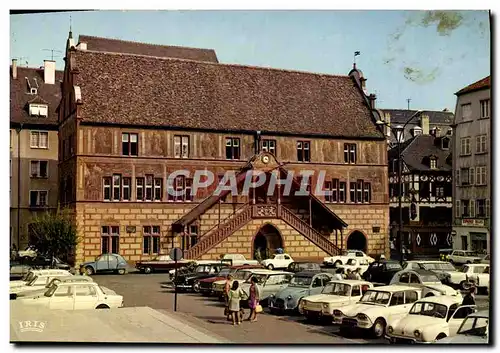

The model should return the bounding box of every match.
[18,320,46,333]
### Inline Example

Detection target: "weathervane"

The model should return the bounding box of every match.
[353,51,361,65]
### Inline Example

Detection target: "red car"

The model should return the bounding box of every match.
[197,264,263,296]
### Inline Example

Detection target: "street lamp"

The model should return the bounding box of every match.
[376,110,422,265]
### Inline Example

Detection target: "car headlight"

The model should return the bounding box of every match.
[414,330,421,337]
[300,300,307,307]
[270,294,275,298]
[333,310,343,317]
[356,314,368,321]
[287,295,292,300]
[388,326,394,334]
[323,303,329,309]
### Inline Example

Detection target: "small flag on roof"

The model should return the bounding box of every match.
[354,51,361,56]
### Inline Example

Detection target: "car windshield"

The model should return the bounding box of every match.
[195,266,207,273]
[385,263,403,270]
[409,302,448,318]
[246,274,267,284]
[360,290,391,305]
[458,316,488,336]
[346,259,356,266]
[420,274,441,283]
[234,270,252,280]
[422,263,456,271]
[299,263,320,270]
[290,276,313,287]
[44,283,57,297]
[46,278,60,288]
[322,282,351,296]
[464,251,478,257]
[460,266,470,273]
[218,268,231,277]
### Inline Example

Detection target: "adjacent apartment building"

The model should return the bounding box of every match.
[452,76,491,253]
[10,59,62,249]
[58,34,390,265]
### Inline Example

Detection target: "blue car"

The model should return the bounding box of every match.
[80,253,128,275]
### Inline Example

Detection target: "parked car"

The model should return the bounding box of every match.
[17,246,37,259]
[301,280,373,322]
[10,269,72,290]
[212,268,264,300]
[337,258,370,275]
[269,271,334,314]
[17,281,123,310]
[135,255,191,274]
[10,262,32,279]
[386,295,473,343]
[286,262,321,273]
[334,285,422,338]
[448,250,482,265]
[198,265,262,296]
[240,270,293,305]
[10,272,75,299]
[14,275,93,299]
[480,254,490,264]
[323,250,375,267]
[169,263,230,292]
[362,260,403,284]
[261,254,294,270]
[403,260,460,284]
[79,253,128,275]
[464,264,489,293]
[219,254,260,266]
[389,269,460,297]
[435,310,489,344]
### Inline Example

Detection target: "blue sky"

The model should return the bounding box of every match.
[10,10,490,111]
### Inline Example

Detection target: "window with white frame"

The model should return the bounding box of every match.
[475,166,487,185]
[29,104,48,117]
[460,199,470,217]
[29,190,47,207]
[143,226,161,255]
[460,137,471,155]
[30,160,48,178]
[344,143,357,163]
[103,177,111,201]
[30,131,48,149]
[476,135,487,154]
[112,175,121,201]
[174,135,189,158]
[154,178,163,201]
[225,137,240,160]
[168,176,193,202]
[297,141,310,162]
[122,177,131,201]
[101,226,120,254]
[476,199,486,217]
[363,182,371,203]
[122,133,138,156]
[480,100,490,118]
[145,175,153,201]
[430,157,437,169]
[136,177,144,201]
[460,167,473,185]
[261,139,276,155]
[461,103,472,120]
[339,181,346,203]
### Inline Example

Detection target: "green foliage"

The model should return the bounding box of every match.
[29,208,80,263]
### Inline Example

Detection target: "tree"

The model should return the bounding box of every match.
[29,208,80,265]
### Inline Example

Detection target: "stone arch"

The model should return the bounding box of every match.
[251,223,284,260]
[346,230,368,252]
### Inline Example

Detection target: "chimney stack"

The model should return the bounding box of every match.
[368,94,376,110]
[420,114,430,135]
[12,59,17,79]
[44,60,56,84]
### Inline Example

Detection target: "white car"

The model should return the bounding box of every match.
[240,270,293,302]
[386,295,474,343]
[436,310,489,344]
[323,250,375,267]
[334,285,422,338]
[220,254,259,266]
[17,281,123,310]
[14,276,93,299]
[480,254,489,264]
[464,264,489,293]
[389,269,460,297]
[261,254,294,270]
[212,268,262,298]
[337,258,370,274]
[403,260,460,283]
[10,273,75,298]
[17,246,37,259]
[10,269,72,289]
[300,280,373,322]
[448,250,482,265]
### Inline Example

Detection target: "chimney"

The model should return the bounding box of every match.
[44,60,56,84]
[420,114,430,135]
[12,59,17,79]
[384,113,391,138]
[368,94,376,110]
[76,42,87,50]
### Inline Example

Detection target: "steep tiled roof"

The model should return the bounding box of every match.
[455,76,490,96]
[72,50,383,138]
[77,35,219,63]
[389,134,452,172]
[10,67,63,125]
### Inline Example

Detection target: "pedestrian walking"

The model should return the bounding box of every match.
[228,281,246,325]
[462,286,477,306]
[246,276,261,322]
[223,274,233,321]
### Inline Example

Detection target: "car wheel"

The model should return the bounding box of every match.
[267,264,274,270]
[117,268,126,275]
[96,304,110,309]
[193,282,200,293]
[435,333,447,341]
[449,260,454,265]
[372,318,386,338]
[334,261,342,268]
[85,266,94,276]
[296,298,304,314]
[466,261,472,264]
[144,266,152,274]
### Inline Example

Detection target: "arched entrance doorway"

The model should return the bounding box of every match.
[347,231,367,252]
[253,224,283,260]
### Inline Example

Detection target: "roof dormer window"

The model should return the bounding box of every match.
[430,157,437,170]
[29,104,48,117]
[411,126,422,137]
[441,137,450,150]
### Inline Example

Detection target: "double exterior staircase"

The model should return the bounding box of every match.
[184,203,341,259]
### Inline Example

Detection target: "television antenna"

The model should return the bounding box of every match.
[42,49,63,61]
